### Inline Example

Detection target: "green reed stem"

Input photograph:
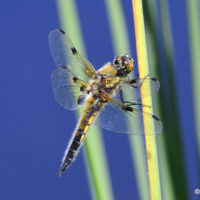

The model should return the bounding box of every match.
[105,0,153,199]
[186,0,200,160]
[143,0,176,199]
[56,1,114,199]
[132,0,162,199]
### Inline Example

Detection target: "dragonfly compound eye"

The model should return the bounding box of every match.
[114,60,120,66]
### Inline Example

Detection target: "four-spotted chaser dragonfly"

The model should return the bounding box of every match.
[49,29,162,176]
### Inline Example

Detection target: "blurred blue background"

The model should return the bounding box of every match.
[0,0,199,200]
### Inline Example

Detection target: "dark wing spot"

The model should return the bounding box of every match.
[77,94,85,105]
[151,78,158,81]
[59,29,65,34]
[80,87,84,92]
[73,77,78,82]
[71,47,77,55]
[130,78,137,84]
[60,66,67,69]
[125,106,133,112]
[152,115,160,121]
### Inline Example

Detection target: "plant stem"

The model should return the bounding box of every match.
[56,1,114,199]
[132,0,162,199]
[105,0,150,200]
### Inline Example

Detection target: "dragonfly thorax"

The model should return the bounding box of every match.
[87,73,104,94]
[86,72,120,103]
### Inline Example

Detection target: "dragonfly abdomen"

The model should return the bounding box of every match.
[57,127,87,176]
[58,96,103,176]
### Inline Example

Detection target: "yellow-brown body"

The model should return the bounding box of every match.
[58,63,122,175]
[49,29,135,176]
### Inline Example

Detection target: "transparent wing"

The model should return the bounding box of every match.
[121,75,160,102]
[49,29,96,81]
[51,66,88,110]
[95,100,162,135]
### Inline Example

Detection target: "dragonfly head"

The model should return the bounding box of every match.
[113,54,134,76]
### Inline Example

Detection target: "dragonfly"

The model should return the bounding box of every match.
[49,29,162,176]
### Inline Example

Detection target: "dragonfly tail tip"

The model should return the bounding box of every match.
[57,170,63,177]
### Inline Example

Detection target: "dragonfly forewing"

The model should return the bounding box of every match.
[49,29,96,81]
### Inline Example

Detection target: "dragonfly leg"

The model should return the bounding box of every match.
[124,101,151,108]
[118,85,151,108]
[118,85,125,103]
[140,74,150,86]
[130,74,150,88]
